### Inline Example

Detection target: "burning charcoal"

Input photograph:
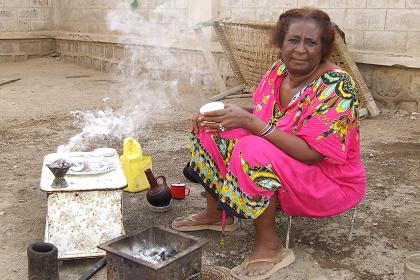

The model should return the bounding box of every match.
[134,247,178,264]
[159,248,177,261]
[166,248,177,258]
[159,251,167,261]
[149,250,158,257]
[46,158,73,179]
[47,159,72,169]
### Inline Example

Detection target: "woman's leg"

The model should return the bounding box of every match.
[171,192,234,227]
[173,131,246,228]
[232,195,285,277]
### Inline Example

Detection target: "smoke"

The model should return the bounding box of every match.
[58,0,206,153]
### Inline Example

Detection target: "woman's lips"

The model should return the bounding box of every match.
[292,58,306,63]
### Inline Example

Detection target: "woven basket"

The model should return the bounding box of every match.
[213,19,379,117]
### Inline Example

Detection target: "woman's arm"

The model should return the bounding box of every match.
[200,105,324,164]
[241,106,253,113]
[243,115,324,164]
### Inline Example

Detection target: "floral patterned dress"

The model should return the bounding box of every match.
[189,60,366,219]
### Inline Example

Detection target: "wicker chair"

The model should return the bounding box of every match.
[210,19,379,117]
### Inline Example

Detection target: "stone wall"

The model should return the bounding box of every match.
[0,0,54,32]
[55,37,232,88]
[55,39,121,72]
[52,0,191,34]
[0,37,55,62]
[359,64,420,111]
[219,0,420,55]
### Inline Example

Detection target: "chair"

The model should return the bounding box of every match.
[283,207,358,249]
[194,18,379,118]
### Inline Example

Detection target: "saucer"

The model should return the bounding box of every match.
[149,203,171,213]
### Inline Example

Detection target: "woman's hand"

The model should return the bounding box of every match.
[191,113,203,133]
[199,104,253,133]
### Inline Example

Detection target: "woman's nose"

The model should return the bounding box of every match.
[295,41,306,53]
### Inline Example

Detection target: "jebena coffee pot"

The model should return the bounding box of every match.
[144,169,172,207]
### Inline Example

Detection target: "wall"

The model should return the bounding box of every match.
[219,0,420,57]
[53,0,121,34]
[55,36,233,88]
[49,0,420,68]
[0,0,54,32]
[359,64,420,111]
[0,38,55,62]
[52,0,192,34]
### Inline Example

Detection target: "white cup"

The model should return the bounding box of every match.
[70,157,85,172]
[88,156,105,171]
[199,102,224,114]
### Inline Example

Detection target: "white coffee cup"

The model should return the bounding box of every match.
[88,156,105,171]
[199,102,224,114]
[70,157,85,172]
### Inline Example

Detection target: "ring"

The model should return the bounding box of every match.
[219,122,225,132]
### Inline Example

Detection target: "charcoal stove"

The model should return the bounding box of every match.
[98,226,208,280]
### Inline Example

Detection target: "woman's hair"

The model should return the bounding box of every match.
[272,8,335,61]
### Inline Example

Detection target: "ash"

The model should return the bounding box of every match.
[133,247,177,264]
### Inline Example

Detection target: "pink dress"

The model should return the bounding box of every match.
[189,60,366,219]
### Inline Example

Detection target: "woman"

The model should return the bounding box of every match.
[172,7,366,280]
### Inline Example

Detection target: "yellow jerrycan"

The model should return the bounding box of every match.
[120,137,152,192]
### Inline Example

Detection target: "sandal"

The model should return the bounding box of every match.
[230,249,295,280]
[171,214,238,232]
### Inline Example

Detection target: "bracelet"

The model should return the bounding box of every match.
[262,124,276,137]
[257,122,272,136]
[257,122,275,137]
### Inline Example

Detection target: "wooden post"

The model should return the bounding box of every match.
[194,27,227,93]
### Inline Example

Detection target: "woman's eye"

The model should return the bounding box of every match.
[288,38,299,43]
[305,40,317,46]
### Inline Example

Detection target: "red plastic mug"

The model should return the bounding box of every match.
[170,183,190,200]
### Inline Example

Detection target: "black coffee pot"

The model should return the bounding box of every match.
[144,169,172,207]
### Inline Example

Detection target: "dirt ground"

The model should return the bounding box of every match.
[0,58,419,280]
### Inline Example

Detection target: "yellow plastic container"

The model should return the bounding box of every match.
[120,137,152,192]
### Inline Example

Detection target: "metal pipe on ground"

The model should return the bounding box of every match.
[79,258,107,280]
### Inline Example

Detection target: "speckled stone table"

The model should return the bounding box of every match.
[40,152,127,259]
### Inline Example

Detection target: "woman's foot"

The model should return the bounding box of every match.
[230,194,293,278]
[231,247,295,279]
[171,211,235,232]
[232,242,284,278]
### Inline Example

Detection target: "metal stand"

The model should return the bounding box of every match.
[284,206,358,248]
[285,216,292,249]
[348,206,357,241]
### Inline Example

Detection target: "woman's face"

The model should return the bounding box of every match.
[281,19,323,75]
